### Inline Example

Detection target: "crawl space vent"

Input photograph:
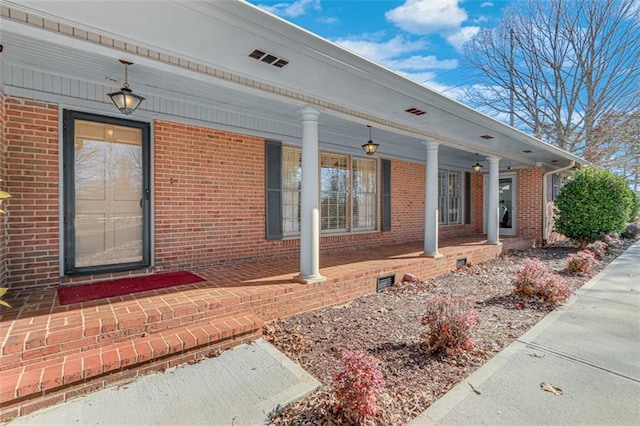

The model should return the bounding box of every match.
[456,257,467,267]
[377,274,395,293]
[248,49,289,68]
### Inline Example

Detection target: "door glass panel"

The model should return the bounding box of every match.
[499,178,513,229]
[74,120,143,268]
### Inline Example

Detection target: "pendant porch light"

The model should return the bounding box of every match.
[472,153,483,172]
[361,125,379,155]
[108,60,145,115]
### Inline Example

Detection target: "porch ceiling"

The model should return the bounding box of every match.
[0,0,586,170]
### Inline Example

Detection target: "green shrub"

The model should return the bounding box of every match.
[0,288,10,308]
[626,190,639,222]
[554,167,633,248]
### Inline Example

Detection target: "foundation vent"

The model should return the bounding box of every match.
[377,274,395,293]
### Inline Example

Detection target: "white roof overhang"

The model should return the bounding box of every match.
[0,0,587,170]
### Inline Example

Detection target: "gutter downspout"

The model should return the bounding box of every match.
[542,161,575,245]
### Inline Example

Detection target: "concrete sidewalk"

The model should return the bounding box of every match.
[412,241,640,425]
[8,339,320,426]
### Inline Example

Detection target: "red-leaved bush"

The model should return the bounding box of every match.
[512,258,572,307]
[586,240,608,259]
[421,295,480,355]
[332,349,386,424]
[603,234,621,249]
[566,250,598,275]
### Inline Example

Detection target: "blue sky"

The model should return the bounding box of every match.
[248,0,511,98]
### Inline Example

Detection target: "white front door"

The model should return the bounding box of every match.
[484,173,517,236]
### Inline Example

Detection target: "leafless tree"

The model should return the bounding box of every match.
[460,0,639,174]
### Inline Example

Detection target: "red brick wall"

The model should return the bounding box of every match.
[472,172,484,234]
[385,160,425,244]
[153,120,279,269]
[516,167,543,243]
[2,104,490,287]
[3,98,60,288]
[0,92,6,288]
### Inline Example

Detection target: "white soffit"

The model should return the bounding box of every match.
[1,0,586,169]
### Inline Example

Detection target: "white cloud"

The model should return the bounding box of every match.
[398,70,438,84]
[398,72,463,99]
[318,16,338,25]
[480,2,494,7]
[384,55,458,71]
[258,0,320,18]
[446,26,480,50]
[334,35,427,63]
[385,0,468,33]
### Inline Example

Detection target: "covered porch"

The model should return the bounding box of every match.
[0,235,532,420]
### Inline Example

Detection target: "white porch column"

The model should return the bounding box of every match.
[423,141,442,258]
[297,107,325,283]
[487,156,501,245]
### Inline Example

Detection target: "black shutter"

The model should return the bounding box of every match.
[464,171,471,224]
[265,140,283,240]
[382,159,391,231]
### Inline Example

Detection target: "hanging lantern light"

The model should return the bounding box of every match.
[108,60,145,115]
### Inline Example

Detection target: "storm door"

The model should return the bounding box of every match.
[497,176,517,236]
[63,111,150,275]
[483,173,517,237]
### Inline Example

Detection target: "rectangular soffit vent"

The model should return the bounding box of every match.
[480,134,494,140]
[405,107,427,116]
[249,49,289,68]
[377,274,395,293]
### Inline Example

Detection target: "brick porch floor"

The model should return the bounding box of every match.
[0,235,532,421]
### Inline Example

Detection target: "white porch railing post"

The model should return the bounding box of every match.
[423,141,442,258]
[297,106,325,283]
[487,156,501,245]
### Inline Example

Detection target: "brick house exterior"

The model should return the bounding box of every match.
[0,2,585,291]
[0,97,566,289]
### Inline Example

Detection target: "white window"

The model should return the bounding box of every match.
[282,146,302,236]
[282,147,378,235]
[438,170,462,225]
[352,158,377,231]
[321,152,350,232]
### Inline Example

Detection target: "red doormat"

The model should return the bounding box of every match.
[57,271,205,305]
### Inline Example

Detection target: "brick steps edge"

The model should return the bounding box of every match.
[0,313,264,422]
[1,289,280,371]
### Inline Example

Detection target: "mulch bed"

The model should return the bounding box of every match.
[263,239,635,425]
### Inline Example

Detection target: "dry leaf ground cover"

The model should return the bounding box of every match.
[263,239,634,425]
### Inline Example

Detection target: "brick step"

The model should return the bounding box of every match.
[1,291,269,372]
[0,313,264,421]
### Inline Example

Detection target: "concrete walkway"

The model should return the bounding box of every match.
[412,241,640,425]
[8,339,319,426]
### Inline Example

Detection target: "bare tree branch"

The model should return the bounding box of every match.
[460,0,640,180]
